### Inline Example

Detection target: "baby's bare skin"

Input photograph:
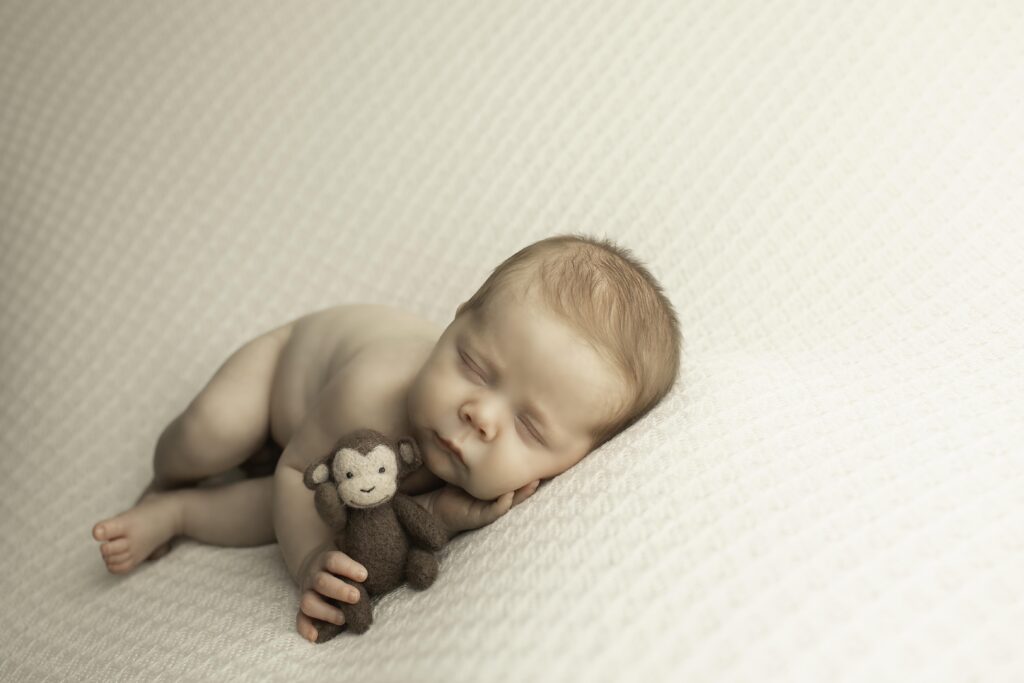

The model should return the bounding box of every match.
[93,289,617,646]
[93,304,449,573]
[92,236,667,645]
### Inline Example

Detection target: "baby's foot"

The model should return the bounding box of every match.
[92,483,184,574]
[130,479,178,561]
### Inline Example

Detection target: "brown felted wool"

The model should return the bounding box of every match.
[303,429,448,641]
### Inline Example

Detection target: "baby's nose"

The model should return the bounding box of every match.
[460,404,497,440]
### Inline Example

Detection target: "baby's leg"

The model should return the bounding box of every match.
[152,320,294,487]
[95,476,275,574]
[92,320,293,568]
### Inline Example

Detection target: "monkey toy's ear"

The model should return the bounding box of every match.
[395,438,422,478]
[303,453,334,491]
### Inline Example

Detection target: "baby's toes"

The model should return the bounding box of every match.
[102,544,138,572]
[106,550,134,567]
[107,558,138,574]
[93,518,125,542]
[100,538,129,558]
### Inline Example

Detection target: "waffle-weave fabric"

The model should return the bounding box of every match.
[1,1,1021,681]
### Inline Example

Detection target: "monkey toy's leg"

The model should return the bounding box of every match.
[313,580,373,642]
[341,581,374,634]
[313,597,346,644]
[405,548,438,589]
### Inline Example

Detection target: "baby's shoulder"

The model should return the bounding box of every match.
[290,303,438,370]
[330,304,441,364]
[338,305,439,386]
[306,303,440,422]
[303,303,440,347]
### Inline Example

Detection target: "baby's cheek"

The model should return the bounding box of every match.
[411,370,437,403]
[467,470,511,502]
[408,378,432,419]
[420,446,441,475]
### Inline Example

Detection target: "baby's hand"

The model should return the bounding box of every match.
[427,480,540,536]
[295,542,367,643]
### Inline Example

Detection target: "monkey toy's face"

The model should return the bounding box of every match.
[325,444,399,508]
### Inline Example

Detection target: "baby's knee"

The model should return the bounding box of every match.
[176,398,256,456]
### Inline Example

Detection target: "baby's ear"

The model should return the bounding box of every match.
[396,438,421,471]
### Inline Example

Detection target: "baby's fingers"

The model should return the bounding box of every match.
[297,609,320,643]
[312,570,362,605]
[324,551,368,583]
[489,491,515,519]
[300,589,347,628]
[511,480,541,507]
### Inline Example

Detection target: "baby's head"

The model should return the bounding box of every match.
[407,234,682,500]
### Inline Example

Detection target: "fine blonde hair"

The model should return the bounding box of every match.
[456,233,683,447]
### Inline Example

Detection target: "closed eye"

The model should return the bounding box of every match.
[518,416,538,441]
[460,347,545,446]
[459,350,486,381]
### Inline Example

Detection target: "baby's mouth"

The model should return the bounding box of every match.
[434,431,466,467]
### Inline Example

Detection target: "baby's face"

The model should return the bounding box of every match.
[406,290,627,501]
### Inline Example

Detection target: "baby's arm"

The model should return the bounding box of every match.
[274,424,337,584]
[412,479,541,538]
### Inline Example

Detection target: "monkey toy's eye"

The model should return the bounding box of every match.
[378,466,385,474]
[346,472,354,479]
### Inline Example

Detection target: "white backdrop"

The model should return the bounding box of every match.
[1,1,1021,681]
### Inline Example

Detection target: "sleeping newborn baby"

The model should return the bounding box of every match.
[91,233,682,641]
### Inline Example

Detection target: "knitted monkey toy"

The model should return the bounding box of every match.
[302,429,448,642]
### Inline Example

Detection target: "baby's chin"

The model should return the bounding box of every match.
[459,478,505,502]
[420,451,452,483]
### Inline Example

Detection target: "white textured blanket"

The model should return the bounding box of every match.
[1,1,1021,681]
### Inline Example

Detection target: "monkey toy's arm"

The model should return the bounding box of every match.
[313,482,348,533]
[392,493,447,551]
[303,459,348,532]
